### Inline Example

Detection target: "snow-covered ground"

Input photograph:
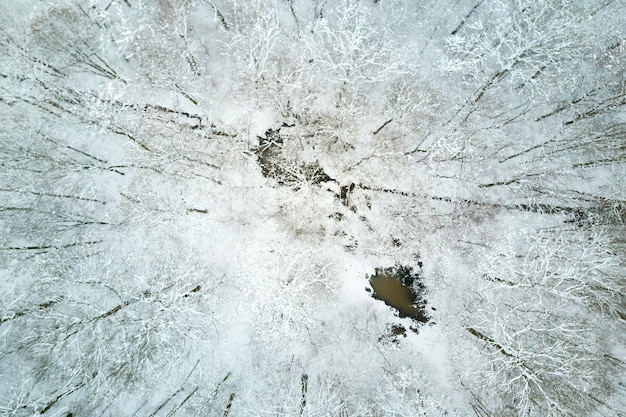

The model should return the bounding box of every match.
[1,1,625,416]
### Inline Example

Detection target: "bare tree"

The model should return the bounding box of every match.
[1,0,625,416]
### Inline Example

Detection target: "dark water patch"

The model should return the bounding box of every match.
[378,324,408,344]
[255,128,284,179]
[378,324,423,344]
[368,265,429,324]
[254,128,333,186]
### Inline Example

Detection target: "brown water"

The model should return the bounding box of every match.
[370,273,428,322]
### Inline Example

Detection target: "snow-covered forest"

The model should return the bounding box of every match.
[1,0,625,416]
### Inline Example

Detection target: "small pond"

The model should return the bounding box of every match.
[368,265,429,324]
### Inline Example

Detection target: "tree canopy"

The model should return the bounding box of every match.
[1,1,625,416]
